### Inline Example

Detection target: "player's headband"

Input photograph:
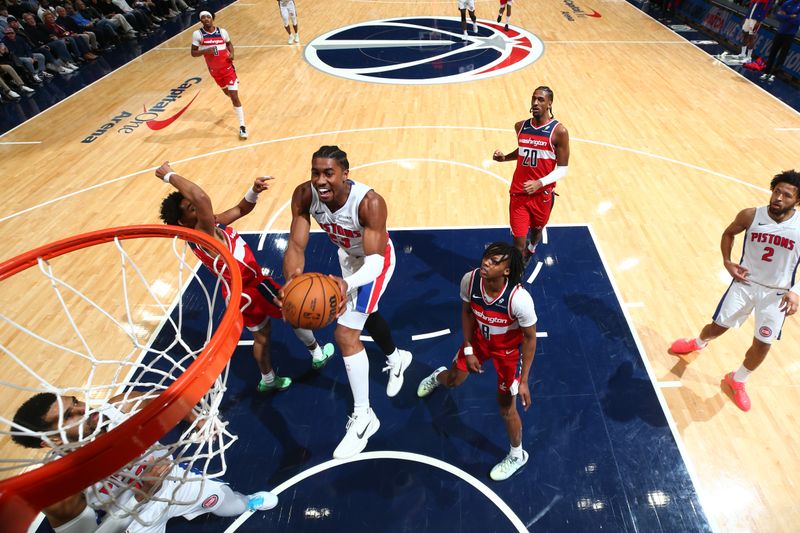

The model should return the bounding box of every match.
[199,10,213,19]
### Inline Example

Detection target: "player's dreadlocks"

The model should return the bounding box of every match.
[312,145,350,171]
[483,242,524,286]
[535,85,555,118]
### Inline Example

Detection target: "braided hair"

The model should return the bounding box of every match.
[483,242,524,286]
[534,85,555,118]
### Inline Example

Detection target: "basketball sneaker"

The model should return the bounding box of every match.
[384,349,413,397]
[288,34,294,44]
[311,342,335,370]
[239,126,248,139]
[497,14,502,22]
[247,491,278,511]
[669,338,706,354]
[417,366,446,397]
[490,449,529,481]
[724,372,751,411]
[333,408,380,459]
[505,23,509,31]
[294,33,300,44]
[257,375,291,393]
[473,22,478,33]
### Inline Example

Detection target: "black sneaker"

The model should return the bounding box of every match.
[239,126,248,139]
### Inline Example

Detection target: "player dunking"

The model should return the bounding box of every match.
[671,170,800,411]
[282,145,413,459]
[277,0,299,44]
[493,86,570,264]
[156,162,333,393]
[417,242,537,481]
[191,11,248,140]
[497,0,512,30]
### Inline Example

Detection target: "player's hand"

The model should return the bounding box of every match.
[522,179,543,194]
[724,260,749,284]
[252,176,274,193]
[136,458,170,500]
[466,353,482,374]
[330,275,348,316]
[779,291,799,316]
[155,161,174,180]
[492,149,506,162]
[518,381,531,411]
[277,268,303,308]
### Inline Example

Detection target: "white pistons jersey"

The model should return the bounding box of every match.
[741,206,800,289]
[310,180,373,257]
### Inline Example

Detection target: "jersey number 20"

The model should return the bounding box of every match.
[520,147,538,168]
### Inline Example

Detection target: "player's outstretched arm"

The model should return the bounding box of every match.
[216,176,274,226]
[283,183,312,281]
[721,207,755,283]
[155,162,216,237]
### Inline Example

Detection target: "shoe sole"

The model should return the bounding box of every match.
[312,353,333,370]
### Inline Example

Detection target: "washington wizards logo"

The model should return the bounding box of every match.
[304,17,544,85]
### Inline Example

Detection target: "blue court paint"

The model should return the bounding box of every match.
[43,226,705,533]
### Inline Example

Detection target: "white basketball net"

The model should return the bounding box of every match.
[0,233,240,528]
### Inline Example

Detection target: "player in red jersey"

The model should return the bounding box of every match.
[493,86,570,264]
[191,11,248,140]
[417,242,537,481]
[156,162,334,393]
[497,0,512,30]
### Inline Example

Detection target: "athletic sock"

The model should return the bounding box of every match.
[261,370,275,384]
[344,350,370,415]
[510,443,524,459]
[740,45,747,55]
[695,337,707,348]
[733,365,752,383]
[234,106,245,127]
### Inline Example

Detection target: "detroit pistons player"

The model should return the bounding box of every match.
[493,86,570,264]
[191,11,248,139]
[671,170,800,412]
[282,145,413,460]
[11,391,278,532]
[417,242,537,481]
[156,162,334,393]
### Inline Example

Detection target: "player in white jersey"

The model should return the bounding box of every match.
[282,145,413,459]
[277,0,298,44]
[457,0,478,37]
[11,391,278,532]
[417,242,537,481]
[671,170,800,411]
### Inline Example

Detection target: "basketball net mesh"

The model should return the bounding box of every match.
[0,227,242,530]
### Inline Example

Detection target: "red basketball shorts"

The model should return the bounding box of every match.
[509,189,556,238]
[210,65,238,90]
[241,277,282,331]
[454,344,521,394]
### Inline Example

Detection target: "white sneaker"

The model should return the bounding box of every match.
[293,33,300,43]
[332,408,380,459]
[239,125,248,139]
[384,349,412,397]
[58,66,71,74]
[768,74,775,82]
[32,75,42,83]
[490,450,529,481]
[473,22,478,33]
[288,34,294,44]
[20,85,34,93]
[6,90,20,99]
[417,366,446,397]
[247,491,278,511]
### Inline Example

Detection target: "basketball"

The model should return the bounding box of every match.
[281,273,341,329]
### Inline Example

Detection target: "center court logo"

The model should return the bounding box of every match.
[304,17,543,85]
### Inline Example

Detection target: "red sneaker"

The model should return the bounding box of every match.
[724,372,751,412]
[670,338,706,354]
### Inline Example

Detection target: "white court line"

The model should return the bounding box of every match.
[526,261,543,284]
[359,335,374,342]
[1,126,770,224]
[624,302,645,308]
[411,329,450,340]
[587,223,718,533]
[658,381,683,388]
[542,226,548,245]
[775,128,800,131]
[0,141,41,145]
[545,40,688,44]
[156,44,291,50]
[238,340,254,346]
[223,451,527,532]
[535,332,548,338]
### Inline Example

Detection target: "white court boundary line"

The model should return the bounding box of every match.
[223,451,527,532]
[0,125,771,224]
[586,223,718,533]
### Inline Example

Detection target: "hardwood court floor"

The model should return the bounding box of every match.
[2,0,800,531]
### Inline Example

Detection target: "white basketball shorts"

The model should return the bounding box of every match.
[337,240,396,331]
[458,0,476,11]
[712,281,787,344]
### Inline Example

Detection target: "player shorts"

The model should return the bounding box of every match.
[458,0,475,10]
[210,65,239,90]
[337,239,396,331]
[712,281,787,344]
[742,18,760,33]
[509,189,556,238]
[279,0,296,25]
[500,0,512,5]
[454,344,521,394]
[241,277,282,332]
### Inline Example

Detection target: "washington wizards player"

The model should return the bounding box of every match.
[417,242,537,481]
[493,86,570,264]
[672,170,800,412]
[191,11,248,139]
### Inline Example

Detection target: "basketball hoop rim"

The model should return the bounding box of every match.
[0,225,244,532]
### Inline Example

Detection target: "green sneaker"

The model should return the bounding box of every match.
[417,366,446,397]
[489,450,529,481]
[311,343,335,370]
[257,375,292,393]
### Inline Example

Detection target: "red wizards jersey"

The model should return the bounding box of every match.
[510,118,560,195]
[191,225,265,296]
[191,27,232,74]
[463,269,535,351]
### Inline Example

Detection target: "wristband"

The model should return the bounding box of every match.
[162,171,175,184]
[245,188,259,203]
[463,346,473,356]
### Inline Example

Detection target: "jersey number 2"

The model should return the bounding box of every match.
[761,247,774,262]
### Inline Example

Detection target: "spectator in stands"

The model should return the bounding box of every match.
[760,0,800,81]
[75,0,136,40]
[21,11,81,68]
[43,10,97,60]
[2,25,49,80]
[8,14,75,73]
[0,46,34,99]
[94,0,150,34]
[59,3,116,49]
